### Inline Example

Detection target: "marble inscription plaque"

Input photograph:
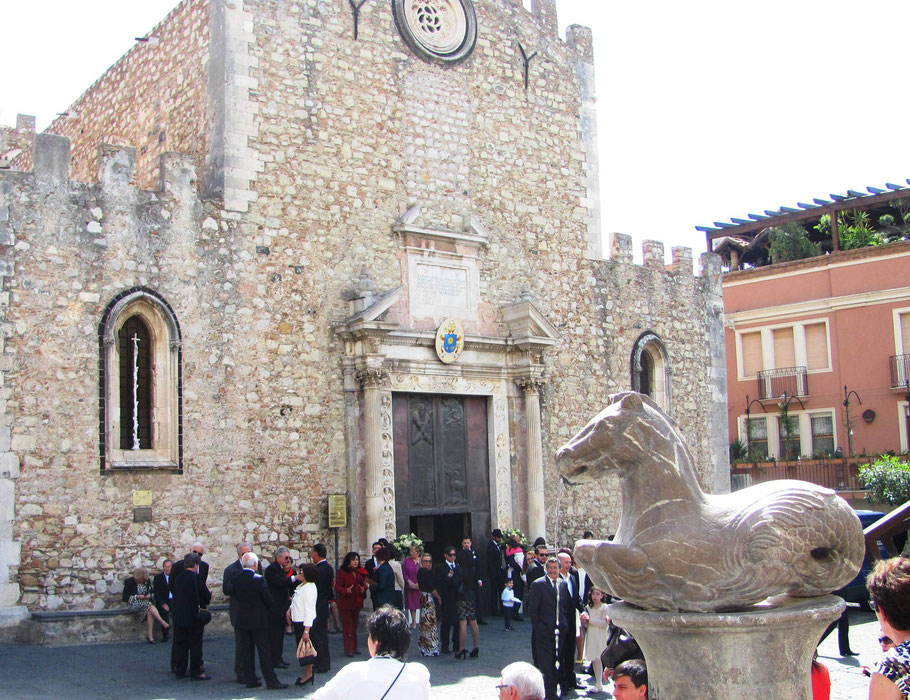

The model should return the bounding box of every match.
[414,263,468,307]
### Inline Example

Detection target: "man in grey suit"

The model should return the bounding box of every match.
[223,542,261,685]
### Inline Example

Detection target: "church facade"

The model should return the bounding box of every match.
[0,0,727,629]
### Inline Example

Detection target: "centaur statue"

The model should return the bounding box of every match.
[557,392,864,612]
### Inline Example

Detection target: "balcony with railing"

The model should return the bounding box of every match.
[891,354,910,389]
[757,366,808,400]
[731,457,868,493]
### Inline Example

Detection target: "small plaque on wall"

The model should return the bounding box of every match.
[328,494,347,528]
[132,490,153,506]
[133,507,152,522]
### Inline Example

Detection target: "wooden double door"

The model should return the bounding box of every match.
[392,393,491,561]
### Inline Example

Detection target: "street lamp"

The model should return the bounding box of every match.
[843,385,862,459]
[744,394,765,461]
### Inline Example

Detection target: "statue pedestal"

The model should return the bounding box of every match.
[608,595,844,700]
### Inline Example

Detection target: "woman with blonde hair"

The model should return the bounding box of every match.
[122,567,169,644]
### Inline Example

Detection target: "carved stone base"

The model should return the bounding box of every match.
[608,595,844,700]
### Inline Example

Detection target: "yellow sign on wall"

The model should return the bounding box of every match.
[328,494,347,528]
[132,490,153,507]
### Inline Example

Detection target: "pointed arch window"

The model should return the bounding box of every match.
[631,332,671,415]
[99,288,182,471]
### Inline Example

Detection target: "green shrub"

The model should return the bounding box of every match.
[859,455,910,505]
[768,222,821,264]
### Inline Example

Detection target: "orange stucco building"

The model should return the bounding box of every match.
[724,239,910,461]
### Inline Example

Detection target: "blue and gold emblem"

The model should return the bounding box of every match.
[435,318,465,364]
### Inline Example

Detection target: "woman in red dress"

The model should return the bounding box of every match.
[334,551,368,657]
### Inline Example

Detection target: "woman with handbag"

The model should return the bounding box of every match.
[289,563,319,687]
[312,606,430,699]
[334,552,369,657]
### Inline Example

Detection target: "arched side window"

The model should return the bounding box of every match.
[99,288,182,471]
[631,332,671,415]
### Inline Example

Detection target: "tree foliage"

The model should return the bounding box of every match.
[768,222,820,264]
[859,455,910,505]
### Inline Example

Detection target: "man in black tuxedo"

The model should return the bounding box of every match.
[170,552,212,680]
[311,543,334,673]
[264,546,299,669]
[556,552,586,693]
[526,557,573,700]
[486,530,505,617]
[223,542,261,684]
[232,552,288,690]
[434,545,462,654]
[152,560,173,642]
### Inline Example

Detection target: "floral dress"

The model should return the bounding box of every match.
[128,581,153,621]
[873,640,910,697]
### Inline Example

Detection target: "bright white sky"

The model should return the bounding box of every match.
[3,1,909,260]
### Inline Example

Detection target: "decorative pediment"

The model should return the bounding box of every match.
[500,291,560,348]
[392,203,490,249]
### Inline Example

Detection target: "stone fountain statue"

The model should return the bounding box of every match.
[556,392,865,698]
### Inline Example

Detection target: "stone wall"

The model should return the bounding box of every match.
[0,0,727,620]
[43,0,209,189]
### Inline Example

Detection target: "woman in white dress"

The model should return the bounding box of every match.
[582,587,611,693]
[313,606,430,700]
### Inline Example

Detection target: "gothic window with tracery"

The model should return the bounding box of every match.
[99,288,182,471]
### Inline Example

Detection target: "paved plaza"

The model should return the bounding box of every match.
[0,604,883,699]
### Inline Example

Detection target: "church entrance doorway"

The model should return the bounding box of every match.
[392,393,491,566]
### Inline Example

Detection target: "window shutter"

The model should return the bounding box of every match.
[805,323,829,371]
[741,332,763,377]
[902,313,910,355]
[773,328,795,369]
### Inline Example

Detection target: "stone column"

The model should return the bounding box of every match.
[518,378,546,542]
[358,369,394,544]
[609,595,843,699]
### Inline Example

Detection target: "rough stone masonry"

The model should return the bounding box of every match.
[0,0,727,640]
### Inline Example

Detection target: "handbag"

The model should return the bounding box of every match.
[193,574,212,625]
[296,634,318,665]
[600,622,643,669]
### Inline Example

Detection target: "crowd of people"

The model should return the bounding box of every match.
[123,534,910,699]
[121,531,643,697]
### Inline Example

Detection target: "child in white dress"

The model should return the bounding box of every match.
[583,587,611,692]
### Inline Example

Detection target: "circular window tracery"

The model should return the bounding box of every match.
[392,0,478,65]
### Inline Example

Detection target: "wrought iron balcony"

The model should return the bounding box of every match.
[891,354,910,389]
[757,366,808,400]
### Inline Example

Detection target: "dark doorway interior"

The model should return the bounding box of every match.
[410,513,471,563]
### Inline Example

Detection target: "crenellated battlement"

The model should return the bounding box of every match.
[1,132,198,203]
[608,231,714,279]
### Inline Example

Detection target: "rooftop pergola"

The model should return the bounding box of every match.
[698,180,910,268]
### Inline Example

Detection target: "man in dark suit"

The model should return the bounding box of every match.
[169,543,210,673]
[232,552,288,690]
[169,542,210,591]
[152,560,173,642]
[526,557,573,700]
[170,552,212,681]
[363,541,382,610]
[486,530,505,617]
[435,545,462,654]
[264,546,299,669]
[223,542,261,684]
[311,543,334,673]
[557,551,586,693]
[526,545,548,586]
